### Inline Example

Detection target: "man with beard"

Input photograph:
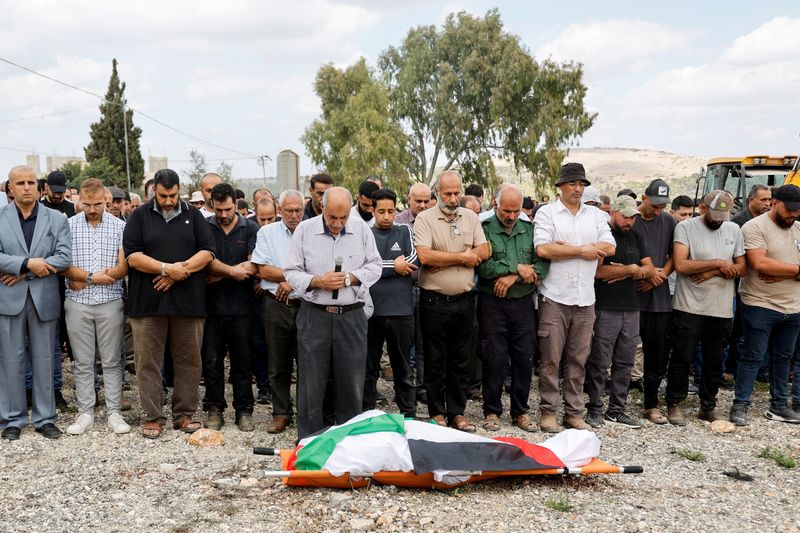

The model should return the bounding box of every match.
[414,171,489,432]
[732,184,772,227]
[351,180,380,227]
[42,171,75,218]
[202,183,258,431]
[534,163,615,432]
[584,196,655,429]
[666,191,745,425]
[730,185,800,425]
[123,169,215,438]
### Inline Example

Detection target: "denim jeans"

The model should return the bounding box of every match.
[734,303,800,409]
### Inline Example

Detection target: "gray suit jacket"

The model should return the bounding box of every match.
[0,203,72,320]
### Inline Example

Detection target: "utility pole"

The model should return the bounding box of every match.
[257,154,272,186]
[122,101,132,191]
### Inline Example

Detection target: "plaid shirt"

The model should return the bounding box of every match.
[66,211,125,305]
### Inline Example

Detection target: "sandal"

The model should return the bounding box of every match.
[640,408,668,425]
[483,414,501,431]
[451,415,477,433]
[512,414,537,433]
[173,417,202,433]
[142,420,164,439]
[430,415,448,427]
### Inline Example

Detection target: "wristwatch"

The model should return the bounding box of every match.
[344,272,351,288]
[86,272,94,285]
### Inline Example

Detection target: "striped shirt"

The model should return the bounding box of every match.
[66,212,125,305]
[251,220,301,298]
[284,215,382,305]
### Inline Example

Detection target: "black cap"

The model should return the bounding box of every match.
[617,188,637,200]
[643,179,670,205]
[773,184,800,210]
[555,162,590,186]
[46,171,67,193]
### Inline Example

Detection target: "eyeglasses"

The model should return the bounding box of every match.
[449,219,461,235]
[283,208,304,215]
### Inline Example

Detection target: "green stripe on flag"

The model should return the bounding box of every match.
[294,413,406,471]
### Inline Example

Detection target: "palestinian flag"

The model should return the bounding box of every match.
[287,410,601,479]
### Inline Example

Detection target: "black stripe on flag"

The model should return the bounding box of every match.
[408,439,561,474]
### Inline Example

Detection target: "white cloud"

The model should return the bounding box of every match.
[537,19,688,75]
[721,17,800,66]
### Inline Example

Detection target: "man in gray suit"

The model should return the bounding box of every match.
[0,165,72,440]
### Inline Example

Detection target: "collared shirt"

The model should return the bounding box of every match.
[350,204,375,227]
[731,207,753,228]
[478,208,530,223]
[66,212,125,305]
[205,213,258,316]
[284,215,382,305]
[16,202,39,251]
[199,206,214,219]
[395,208,416,228]
[477,215,547,299]
[42,198,75,218]
[533,199,615,306]
[303,200,319,221]
[154,199,182,222]
[413,206,487,295]
[251,220,300,298]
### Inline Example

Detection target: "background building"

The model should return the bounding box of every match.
[276,149,300,193]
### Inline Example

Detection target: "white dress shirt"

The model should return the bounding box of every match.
[533,200,615,306]
[250,220,300,298]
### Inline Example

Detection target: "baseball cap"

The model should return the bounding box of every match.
[46,171,67,193]
[702,190,734,221]
[582,185,601,205]
[555,162,590,186]
[644,179,670,205]
[773,184,800,210]
[617,188,636,200]
[611,195,638,217]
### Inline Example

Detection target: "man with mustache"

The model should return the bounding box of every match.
[666,191,746,425]
[731,184,800,425]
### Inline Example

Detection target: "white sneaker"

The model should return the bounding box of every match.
[107,412,131,434]
[66,413,94,435]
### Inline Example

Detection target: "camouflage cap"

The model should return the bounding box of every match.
[611,195,638,217]
[703,190,733,221]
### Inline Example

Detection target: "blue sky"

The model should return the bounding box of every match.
[1,1,798,183]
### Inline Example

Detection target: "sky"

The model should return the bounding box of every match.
[1,0,799,184]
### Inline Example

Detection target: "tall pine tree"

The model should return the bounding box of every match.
[84,59,145,189]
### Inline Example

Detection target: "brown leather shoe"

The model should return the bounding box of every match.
[539,412,560,433]
[267,416,290,434]
[697,408,720,422]
[640,407,668,424]
[174,417,202,433]
[205,407,224,431]
[563,415,591,431]
[512,414,537,433]
[667,405,687,426]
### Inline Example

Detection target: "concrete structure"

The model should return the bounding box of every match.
[26,154,41,174]
[45,155,85,174]
[276,149,300,193]
[148,156,168,173]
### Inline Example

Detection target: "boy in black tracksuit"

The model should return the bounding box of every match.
[363,188,419,417]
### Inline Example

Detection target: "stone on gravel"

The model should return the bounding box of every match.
[710,420,735,433]
[239,477,258,488]
[350,518,374,530]
[158,463,178,474]
[330,492,353,504]
[187,428,225,446]
[212,478,238,488]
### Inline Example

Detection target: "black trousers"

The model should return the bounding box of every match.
[667,310,731,410]
[640,311,671,410]
[296,303,367,438]
[201,315,254,414]
[419,290,476,420]
[364,314,416,417]
[478,292,536,418]
[262,296,299,418]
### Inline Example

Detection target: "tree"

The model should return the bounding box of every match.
[84,58,145,189]
[371,10,593,190]
[58,161,84,185]
[79,157,125,187]
[216,161,233,183]
[182,149,208,191]
[301,59,412,193]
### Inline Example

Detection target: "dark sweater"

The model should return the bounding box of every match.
[370,224,417,316]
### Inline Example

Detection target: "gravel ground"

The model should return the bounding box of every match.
[1,362,798,533]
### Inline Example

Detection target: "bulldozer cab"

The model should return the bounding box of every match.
[694,156,796,214]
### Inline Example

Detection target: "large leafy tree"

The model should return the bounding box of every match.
[78,157,125,187]
[84,59,145,189]
[301,59,412,193]
[182,149,208,191]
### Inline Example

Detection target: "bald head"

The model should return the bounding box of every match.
[322,186,352,236]
[496,184,524,229]
[408,182,432,216]
[8,165,36,184]
[438,170,462,190]
[496,184,523,208]
[200,173,223,205]
[437,171,463,215]
[8,165,39,208]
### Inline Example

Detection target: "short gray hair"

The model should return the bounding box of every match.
[496,184,523,208]
[321,187,352,208]
[278,189,304,206]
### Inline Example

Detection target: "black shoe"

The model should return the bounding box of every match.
[54,389,69,409]
[256,389,272,405]
[1,427,21,441]
[416,390,428,405]
[35,423,62,439]
[628,379,644,392]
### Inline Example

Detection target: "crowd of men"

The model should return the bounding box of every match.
[1,161,799,442]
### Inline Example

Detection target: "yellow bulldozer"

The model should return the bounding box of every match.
[694,155,798,214]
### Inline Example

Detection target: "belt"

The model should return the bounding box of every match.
[420,289,475,302]
[264,290,301,308]
[307,301,365,314]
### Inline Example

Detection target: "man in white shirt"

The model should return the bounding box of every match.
[533,163,616,432]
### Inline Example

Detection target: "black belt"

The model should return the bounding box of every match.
[306,301,365,314]
[420,289,475,303]
[264,290,301,308]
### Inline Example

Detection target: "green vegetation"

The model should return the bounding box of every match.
[758,447,796,469]
[675,449,707,462]
[544,497,574,512]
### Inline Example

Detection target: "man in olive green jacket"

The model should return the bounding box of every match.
[477,185,548,432]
